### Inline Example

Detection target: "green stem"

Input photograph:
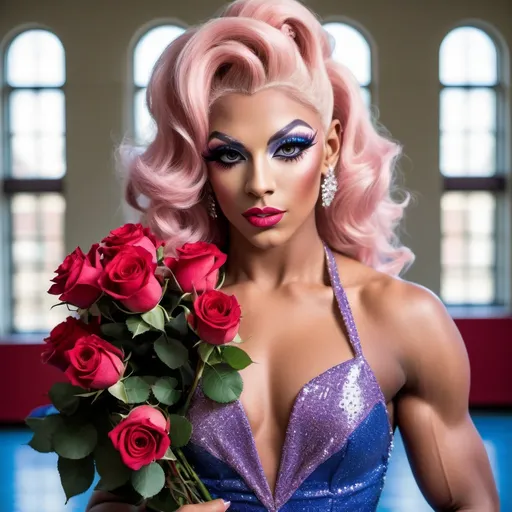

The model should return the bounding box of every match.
[176,447,212,502]
[180,357,206,417]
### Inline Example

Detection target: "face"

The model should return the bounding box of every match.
[204,88,340,250]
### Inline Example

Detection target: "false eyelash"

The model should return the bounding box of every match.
[203,130,318,169]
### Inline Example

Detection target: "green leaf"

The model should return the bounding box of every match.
[216,269,226,290]
[202,363,243,403]
[165,312,188,338]
[100,322,129,340]
[147,489,180,512]
[126,316,151,337]
[161,447,177,461]
[154,335,188,370]
[124,376,151,404]
[208,348,223,365]
[222,346,253,370]
[53,421,98,459]
[49,382,84,415]
[142,376,159,386]
[168,414,192,448]
[230,333,243,344]
[131,462,165,499]
[58,455,95,503]
[94,439,132,491]
[151,377,181,406]
[156,245,165,263]
[197,342,214,363]
[26,414,64,453]
[141,305,166,331]
[108,380,128,403]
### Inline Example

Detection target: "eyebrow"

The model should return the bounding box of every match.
[207,119,315,149]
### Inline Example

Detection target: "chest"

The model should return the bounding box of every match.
[233,288,354,415]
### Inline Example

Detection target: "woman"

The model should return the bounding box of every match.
[87,0,499,510]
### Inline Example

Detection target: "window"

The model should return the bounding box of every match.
[133,25,186,144]
[2,29,67,333]
[322,22,373,107]
[439,26,508,306]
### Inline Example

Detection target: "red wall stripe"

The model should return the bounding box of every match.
[1,317,511,423]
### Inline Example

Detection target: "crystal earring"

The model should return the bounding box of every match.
[207,191,217,219]
[321,165,338,208]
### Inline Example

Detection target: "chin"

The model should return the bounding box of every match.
[242,228,292,250]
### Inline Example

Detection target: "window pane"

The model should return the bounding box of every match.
[11,135,38,177]
[10,90,65,135]
[7,30,65,87]
[11,193,67,332]
[441,191,496,305]
[134,87,156,144]
[39,135,66,177]
[440,26,497,86]
[440,88,496,132]
[440,132,496,177]
[134,25,185,88]
[323,22,371,86]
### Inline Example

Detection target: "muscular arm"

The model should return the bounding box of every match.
[392,283,499,511]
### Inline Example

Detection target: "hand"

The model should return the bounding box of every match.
[177,499,231,511]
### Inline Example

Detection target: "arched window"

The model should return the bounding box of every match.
[439,26,508,306]
[3,29,67,333]
[133,24,186,144]
[322,22,373,107]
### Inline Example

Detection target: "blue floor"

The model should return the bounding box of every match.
[0,412,510,512]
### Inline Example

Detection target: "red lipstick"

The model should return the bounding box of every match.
[242,207,285,228]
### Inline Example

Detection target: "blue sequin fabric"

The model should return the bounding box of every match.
[183,244,394,511]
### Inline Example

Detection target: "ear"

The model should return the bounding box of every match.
[321,119,342,176]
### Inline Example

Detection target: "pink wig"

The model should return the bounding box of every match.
[124,0,414,275]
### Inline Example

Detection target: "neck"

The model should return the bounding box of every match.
[224,214,327,290]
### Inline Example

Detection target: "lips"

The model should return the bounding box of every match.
[242,207,285,228]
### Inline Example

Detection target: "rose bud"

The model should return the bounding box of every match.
[41,316,98,371]
[48,244,103,309]
[64,334,124,389]
[164,241,226,293]
[98,245,162,313]
[188,290,241,345]
[108,405,171,471]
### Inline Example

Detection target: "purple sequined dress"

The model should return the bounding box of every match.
[182,244,394,511]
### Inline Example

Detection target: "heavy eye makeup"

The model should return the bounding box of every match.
[203,131,318,169]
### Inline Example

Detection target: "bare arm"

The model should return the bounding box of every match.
[391,283,499,511]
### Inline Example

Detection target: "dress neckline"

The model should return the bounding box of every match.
[233,242,363,508]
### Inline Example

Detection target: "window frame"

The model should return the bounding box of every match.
[439,22,510,309]
[1,27,66,335]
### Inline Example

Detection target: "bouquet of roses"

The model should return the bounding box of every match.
[25,223,253,511]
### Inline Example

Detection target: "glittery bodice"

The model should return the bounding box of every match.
[183,245,394,511]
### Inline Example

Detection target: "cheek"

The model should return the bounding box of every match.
[283,149,322,201]
[208,170,242,210]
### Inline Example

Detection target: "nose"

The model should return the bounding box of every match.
[244,160,275,198]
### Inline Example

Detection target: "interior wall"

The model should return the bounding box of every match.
[1,0,511,291]
[0,0,511,417]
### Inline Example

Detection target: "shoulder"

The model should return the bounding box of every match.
[334,251,470,394]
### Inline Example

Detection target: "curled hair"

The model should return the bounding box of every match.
[124,0,414,275]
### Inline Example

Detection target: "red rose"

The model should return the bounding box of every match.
[98,245,162,312]
[189,290,241,345]
[101,223,164,262]
[164,242,226,293]
[65,334,124,389]
[48,244,103,308]
[41,317,97,371]
[108,405,171,471]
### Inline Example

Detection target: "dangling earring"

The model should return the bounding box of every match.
[321,165,338,208]
[207,191,218,219]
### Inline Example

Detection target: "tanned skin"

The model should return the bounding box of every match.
[87,89,498,511]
